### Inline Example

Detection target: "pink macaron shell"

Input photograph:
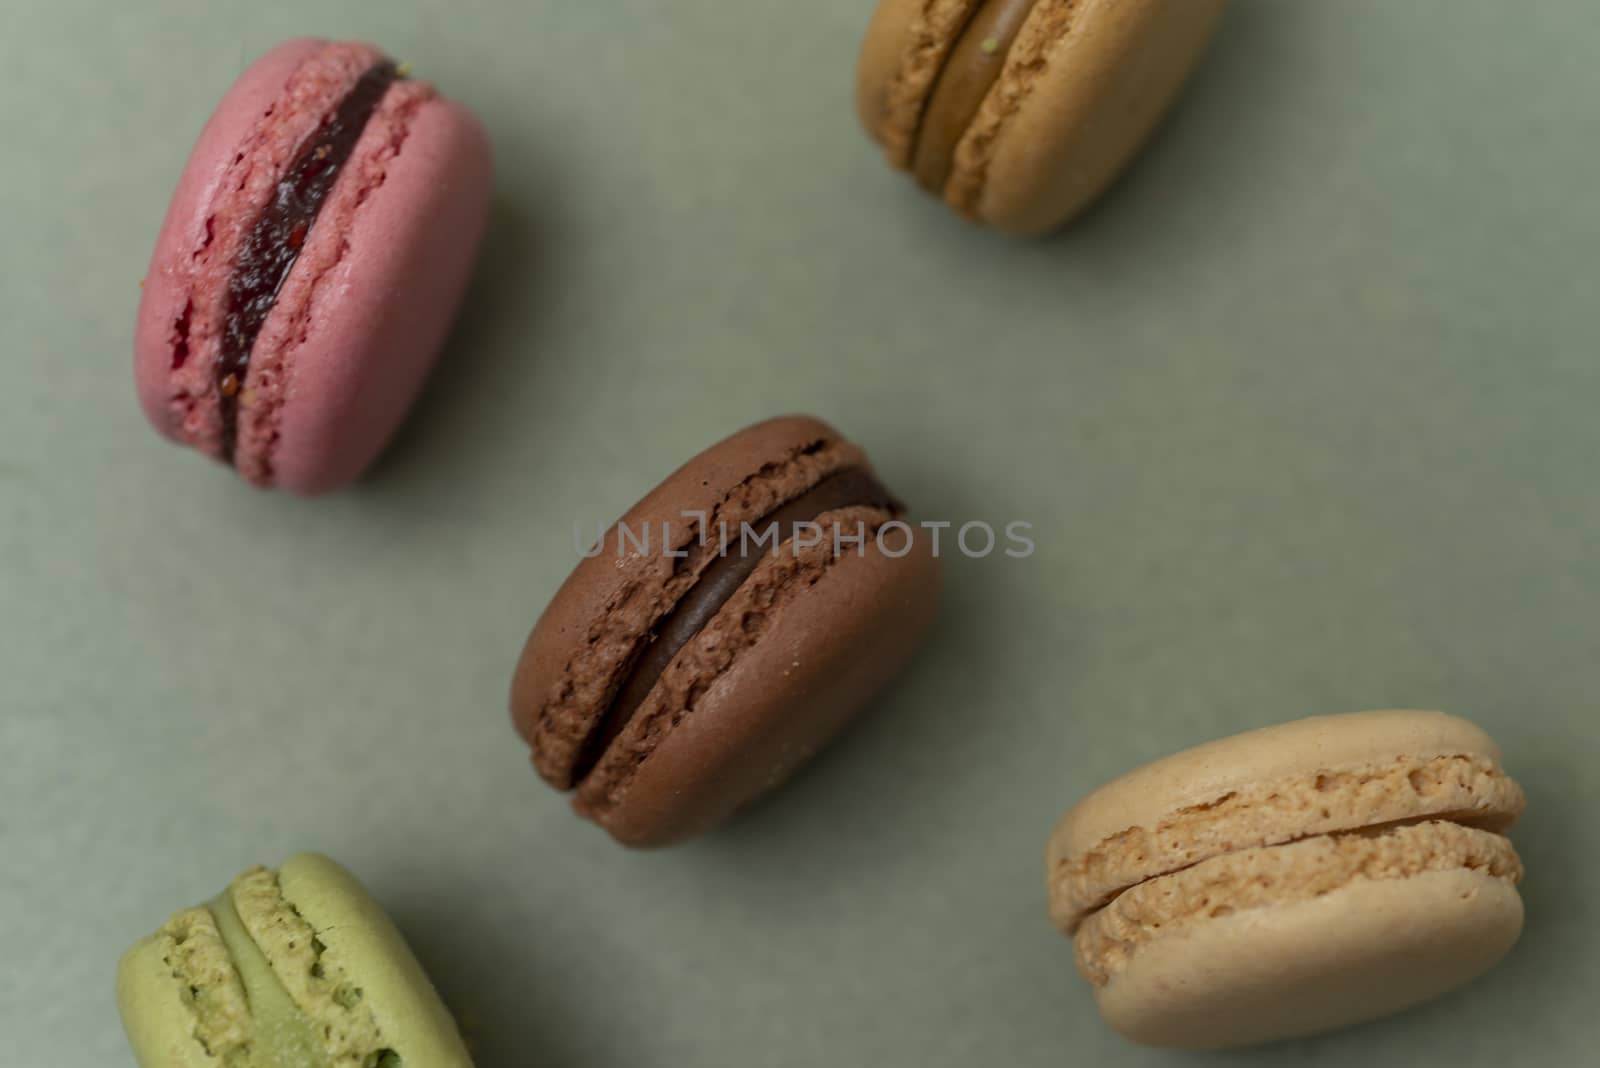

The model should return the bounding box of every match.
[256,94,493,494]
[226,75,438,488]
[133,39,388,465]
[133,36,325,442]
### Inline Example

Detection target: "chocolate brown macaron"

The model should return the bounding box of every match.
[857,0,1230,234]
[511,416,943,847]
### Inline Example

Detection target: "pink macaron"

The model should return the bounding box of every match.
[134,38,492,494]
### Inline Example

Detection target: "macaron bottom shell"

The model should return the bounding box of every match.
[960,0,1230,234]
[1092,864,1525,1049]
[259,91,491,494]
[578,514,943,846]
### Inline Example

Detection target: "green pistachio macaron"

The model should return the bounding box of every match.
[117,853,473,1068]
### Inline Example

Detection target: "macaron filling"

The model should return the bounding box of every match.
[569,466,897,784]
[146,868,402,1068]
[216,59,400,463]
[155,906,255,1062]
[1051,752,1527,932]
[207,889,334,1068]
[909,0,1039,193]
[1073,820,1524,987]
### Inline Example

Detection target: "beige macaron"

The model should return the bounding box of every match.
[856,0,1229,234]
[1047,710,1528,1049]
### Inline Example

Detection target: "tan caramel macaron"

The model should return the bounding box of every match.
[857,0,1229,234]
[1047,710,1528,1048]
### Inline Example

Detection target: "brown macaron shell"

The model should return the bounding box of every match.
[511,415,941,846]
[579,511,941,845]
[512,416,868,788]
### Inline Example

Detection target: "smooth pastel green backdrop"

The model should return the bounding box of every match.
[4,1,1597,1064]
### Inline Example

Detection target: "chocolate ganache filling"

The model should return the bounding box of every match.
[911,0,1038,193]
[216,60,400,462]
[572,467,899,782]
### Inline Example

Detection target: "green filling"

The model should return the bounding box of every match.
[207,893,334,1068]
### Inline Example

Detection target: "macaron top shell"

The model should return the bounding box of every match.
[1091,853,1525,1048]
[1048,710,1525,932]
[957,0,1229,233]
[273,854,472,1066]
[118,919,234,1068]
[134,38,491,493]
[1057,709,1510,852]
[260,87,491,493]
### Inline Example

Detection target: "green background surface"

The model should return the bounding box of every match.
[4,1,1598,1064]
